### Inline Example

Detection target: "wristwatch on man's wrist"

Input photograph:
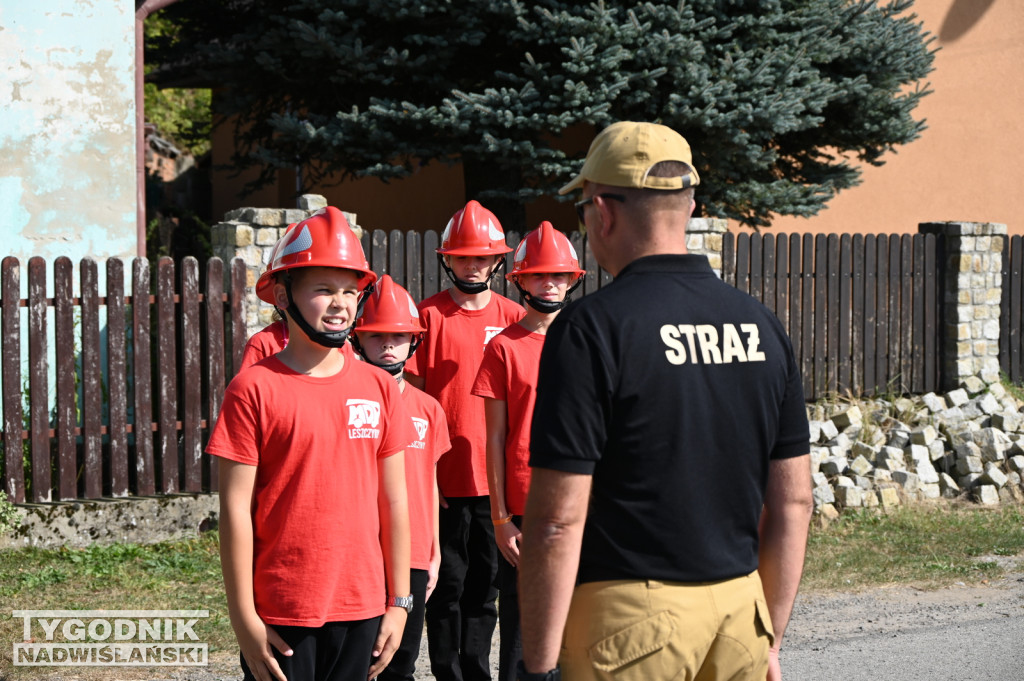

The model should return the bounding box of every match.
[385,595,414,613]
[516,660,561,681]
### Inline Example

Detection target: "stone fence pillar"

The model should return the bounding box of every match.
[918,221,1007,392]
[210,195,362,340]
[685,217,729,278]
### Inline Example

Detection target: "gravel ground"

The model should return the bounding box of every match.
[10,563,1023,681]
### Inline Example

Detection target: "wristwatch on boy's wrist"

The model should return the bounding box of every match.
[385,595,414,612]
[516,661,561,681]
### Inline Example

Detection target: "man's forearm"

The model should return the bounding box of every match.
[519,469,591,673]
[758,455,813,646]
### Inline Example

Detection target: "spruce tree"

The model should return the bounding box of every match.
[150,0,935,229]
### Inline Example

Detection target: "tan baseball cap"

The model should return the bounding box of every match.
[559,121,701,195]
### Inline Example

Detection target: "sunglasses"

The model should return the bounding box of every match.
[574,193,626,232]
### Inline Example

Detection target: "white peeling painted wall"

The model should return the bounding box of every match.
[0,0,137,289]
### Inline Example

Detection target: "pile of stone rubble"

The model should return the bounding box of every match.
[806,382,1024,520]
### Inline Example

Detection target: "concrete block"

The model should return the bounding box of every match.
[887,429,911,449]
[921,392,947,412]
[979,464,1008,489]
[915,460,940,484]
[818,420,839,442]
[820,457,848,477]
[919,483,941,499]
[812,485,835,507]
[832,406,863,430]
[835,486,864,508]
[835,475,856,488]
[1008,455,1024,473]
[946,388,970,407]
[973,485,1000,505]
[939,472,960,498]
[976,393,1001,415]
[956,455,984,476]
[910,425,938,445]
[892,470,921,492]
[849,455,873,477]
[877,487,901,508]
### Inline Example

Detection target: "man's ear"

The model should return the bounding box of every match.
[595,194,617,237]
[273,281,290,310]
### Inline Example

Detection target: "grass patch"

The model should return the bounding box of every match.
[0,532,232,677]
[803,503,1024,591]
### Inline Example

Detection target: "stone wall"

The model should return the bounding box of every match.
[210,195,363,339]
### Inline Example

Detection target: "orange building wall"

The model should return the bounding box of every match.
[765,0,1023,236]
[212,1,1019,237]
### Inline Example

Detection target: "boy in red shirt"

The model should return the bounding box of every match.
[404,200,524,681]
[351,274,452,681]
[471,222,585,681]
[207,207,415,681]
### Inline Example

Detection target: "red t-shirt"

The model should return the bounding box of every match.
[240,320,354,371]
[405,290,524,497]
[206,356,415,626]
[400,385,451,569]
[471,324,545,515]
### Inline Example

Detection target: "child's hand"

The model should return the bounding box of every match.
[235,612,292,681]
[495,521,522,568]
[368,607,408,679]
[426,554,441,602]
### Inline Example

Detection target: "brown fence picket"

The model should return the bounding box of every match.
[863,236,878,395]
[156,257,178,493]
[205,258,225,493]
[422,231,440,300]
[813,236,827,398]
[838,236,853,394]
[874,237,891,394]
[80,258,102,499]
[404,231,423,303]
[750,234,764,306]
[900,236,914,394]
[887,237,902,394]
[181,257,202,493]
[28,257,50,502]
[851,236,865,396]
[923,235,938,390]
[774,235,788,333]
[54,257,76,500]
[107,259,128,497]
[825,235,840,395]
[800,235,814,397]
[133,258,154,496]
[735,233,750,295]
[2,257,24,502]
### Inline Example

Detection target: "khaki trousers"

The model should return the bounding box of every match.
[560,572,774,681]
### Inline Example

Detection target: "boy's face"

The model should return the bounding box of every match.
[518,272,572,303]
[447,255,502,284]
[356,332,414,366]
[275,267,362,335]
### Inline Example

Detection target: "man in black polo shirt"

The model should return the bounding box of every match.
[518,122,813,681]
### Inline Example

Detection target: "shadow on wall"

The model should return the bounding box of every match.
[939,0,996,42]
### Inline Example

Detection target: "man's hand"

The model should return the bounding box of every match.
[367,607,408,679]
[426,554,441,602]
[766,645,781,681]
[495,520,522,568]
[235,611,292,681]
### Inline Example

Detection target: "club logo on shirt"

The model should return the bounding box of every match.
[410,417,429,449]
[347,399,381,439]
[484,326,504,346]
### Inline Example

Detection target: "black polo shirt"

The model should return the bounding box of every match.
[529,254,808,583]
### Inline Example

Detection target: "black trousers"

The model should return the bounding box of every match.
[378,568,429,681]
[496,516,523,681]
[425,496,499,681]
[240,616,380,681]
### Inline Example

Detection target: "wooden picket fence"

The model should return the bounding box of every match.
[2,229,1023,505]
[1,256,246,504]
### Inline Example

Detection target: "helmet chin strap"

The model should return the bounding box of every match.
[284,281,370,349]
[438,254,507,295]
[350,336,422,379]
[514,279,583,314]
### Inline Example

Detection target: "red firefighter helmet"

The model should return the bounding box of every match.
[356,275,426,334]
[436,200,512,256]
[507,221,585,284]
[255,206,376,304]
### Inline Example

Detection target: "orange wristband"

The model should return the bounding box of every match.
[492,515,513,526]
